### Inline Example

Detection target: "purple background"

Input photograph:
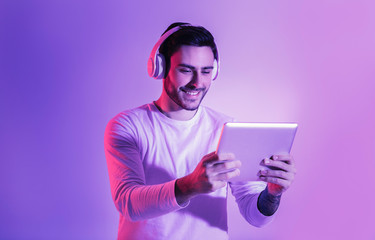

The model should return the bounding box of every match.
[1,1,374,239]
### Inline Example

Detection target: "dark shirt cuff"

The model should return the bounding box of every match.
[257,187,281,216]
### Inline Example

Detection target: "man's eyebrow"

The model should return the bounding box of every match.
[178,64,195,69]
[178,64,214,70]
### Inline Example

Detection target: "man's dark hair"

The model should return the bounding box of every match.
[159,22,218,78]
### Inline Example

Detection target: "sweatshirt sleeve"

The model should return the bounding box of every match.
[104,116,185,222]
[229,181,275,227]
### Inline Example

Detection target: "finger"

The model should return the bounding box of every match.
[206,152,236,168]
[210,168,240,181]
[258,169,294,181]
[208,160,242,175]
[271,154,294,164]
[261,158,296,173]
[259,176,290,188]
[217,152,236,161]
[211,181,227,191]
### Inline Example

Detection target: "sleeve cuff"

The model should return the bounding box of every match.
[170,179,190,209]
[248,192,275,227]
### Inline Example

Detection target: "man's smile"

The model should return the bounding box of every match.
[180,87,205,96]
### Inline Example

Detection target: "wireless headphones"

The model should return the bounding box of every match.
[147,24,220,80]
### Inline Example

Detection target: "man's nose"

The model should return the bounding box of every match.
[189,71,201,87]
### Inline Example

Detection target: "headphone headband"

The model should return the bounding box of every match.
[147,24,220,80]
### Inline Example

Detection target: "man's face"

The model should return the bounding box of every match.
[164,45,215,111]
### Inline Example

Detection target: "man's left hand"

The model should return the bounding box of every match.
[258,154,296,196]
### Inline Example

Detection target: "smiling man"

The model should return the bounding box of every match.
[156,45,214,119]
[104,22,296,240]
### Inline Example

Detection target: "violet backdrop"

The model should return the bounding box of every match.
[1,0,374,239]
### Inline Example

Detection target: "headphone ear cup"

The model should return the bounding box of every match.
[147,57,155,78]
[154,53,166,79]
[212,59,219,80]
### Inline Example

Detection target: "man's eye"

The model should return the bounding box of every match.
[179,68,191,73]
[202,70,211,74]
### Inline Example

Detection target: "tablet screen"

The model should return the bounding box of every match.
[215,122,298,182]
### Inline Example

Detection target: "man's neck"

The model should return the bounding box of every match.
[154,96,198,121]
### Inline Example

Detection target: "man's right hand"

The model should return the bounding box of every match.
[175,152,241,205]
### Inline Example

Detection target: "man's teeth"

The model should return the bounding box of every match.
[185,91,199,95]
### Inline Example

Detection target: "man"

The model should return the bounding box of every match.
[104,22,296,240]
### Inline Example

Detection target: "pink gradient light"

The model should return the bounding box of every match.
[1,0,374,239]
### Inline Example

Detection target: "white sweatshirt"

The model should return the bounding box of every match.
[104,103,273,240]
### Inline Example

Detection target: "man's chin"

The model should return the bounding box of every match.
[179,94,207,111]
[179,101,201,111]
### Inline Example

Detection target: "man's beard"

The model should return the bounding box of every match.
[164,79,208,111]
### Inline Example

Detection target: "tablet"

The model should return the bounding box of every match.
[215,122,298,182]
